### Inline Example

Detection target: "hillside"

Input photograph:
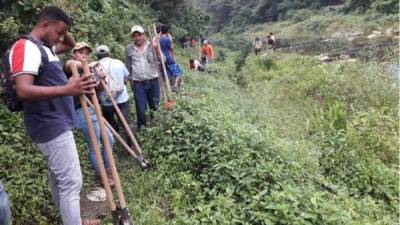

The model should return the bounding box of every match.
[0,0,399,224]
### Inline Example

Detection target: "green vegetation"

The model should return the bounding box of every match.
[193,0,398,32]
[209,8,398,52]
[0,0,398,224]
[0,0,207,61]
[1,50,397,224]
[131,51,398,224]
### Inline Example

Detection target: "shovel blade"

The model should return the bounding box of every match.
[138,156,151,170]
[120,208,134,225]
[165,99,175,111]
[112,208,134,225]
[111,209,120,225]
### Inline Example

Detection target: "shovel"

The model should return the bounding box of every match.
[91,62,151,169]
[70,61,134,225]
[83,95,150,170]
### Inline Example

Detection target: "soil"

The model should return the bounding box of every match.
[80,187,110,221]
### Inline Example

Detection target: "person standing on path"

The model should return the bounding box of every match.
[95,45,134,148]
[253,37,263,55]
[201,39,215,64]
[10,6,100,225]
[267,32,276,51]
[158,25,183,91]
[125,25,160,130]
[64,42,115,188]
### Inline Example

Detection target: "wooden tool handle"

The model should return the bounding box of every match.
[82,60,128,208]
[71,60,117,210]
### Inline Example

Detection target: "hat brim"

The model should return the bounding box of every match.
[131,30,145,35]
[73,46,93,53]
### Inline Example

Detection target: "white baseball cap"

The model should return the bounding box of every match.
[131,25,145,34]
[96,45,110,54]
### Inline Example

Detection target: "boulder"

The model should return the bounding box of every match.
[342,58,357,63]
[317,54,332,62]
[339,54,351,60]
[332,32,345,38]
[367,33,382,39]
[345,31,364,41]
[385,28,394,36]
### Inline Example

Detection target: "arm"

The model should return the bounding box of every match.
[152,36,158,49]
[122,62,129,84]
[125,48,132,78]
[15,73,97,101]
[168,39,175,59]
[168,34,174,47]
[210,46,215,59]
[151,39,162,59]
[55,32,75,54]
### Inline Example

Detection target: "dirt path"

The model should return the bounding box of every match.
[80,187,110,221]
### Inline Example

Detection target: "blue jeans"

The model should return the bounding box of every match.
[132,78,160,129]
[76,107,114,175]
[0,181,11,225]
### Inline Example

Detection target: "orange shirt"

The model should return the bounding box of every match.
[201,44,214,60]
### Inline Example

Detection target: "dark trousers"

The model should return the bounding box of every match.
[132,78,160,130]
[102,101,134,147]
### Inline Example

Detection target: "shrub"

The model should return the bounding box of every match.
[0,106,60,224]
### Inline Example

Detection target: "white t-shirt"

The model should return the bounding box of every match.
[99,57,130,106]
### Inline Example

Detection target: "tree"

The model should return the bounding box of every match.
[343,0,399,14]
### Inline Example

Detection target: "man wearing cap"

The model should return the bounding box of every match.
[125,25,160,130]
[64,42,115,188]
[96,45,134,148]
[201,39,215,64]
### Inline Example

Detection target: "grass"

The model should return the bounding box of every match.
[117,49,398,224]
[209,10,398,50]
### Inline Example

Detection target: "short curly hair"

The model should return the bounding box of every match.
[37,6,71,26]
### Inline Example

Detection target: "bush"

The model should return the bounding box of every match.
[134,57,399,224]
[256,57,279,71]
[215,49,227,62]
[0,106,59,224]
[284,9,316,22]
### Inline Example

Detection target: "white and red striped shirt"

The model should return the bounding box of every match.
[9,39,59,77]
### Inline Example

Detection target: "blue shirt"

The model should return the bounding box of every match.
[159,35,175,65]
[99,57,130,106]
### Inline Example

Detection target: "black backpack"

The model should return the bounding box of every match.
[1,35,48,112]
